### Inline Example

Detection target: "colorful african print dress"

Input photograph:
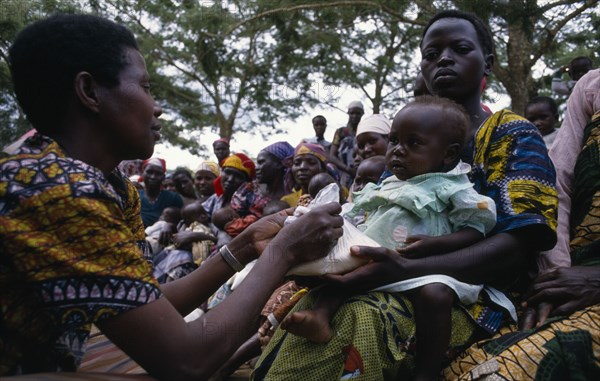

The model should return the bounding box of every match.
[252,110,557,381]
[0,135,161,375]
[443,112,600,381]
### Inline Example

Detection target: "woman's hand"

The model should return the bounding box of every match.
[521,266,600,329]
[158,222,177,246]
[241,208,292,254]
[172,231,215,250]
[269,202,344,267]
[324,245,407,293]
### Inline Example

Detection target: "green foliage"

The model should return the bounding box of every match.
[0,0,598,150]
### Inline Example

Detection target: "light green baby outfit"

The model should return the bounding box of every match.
[348,161,496,250]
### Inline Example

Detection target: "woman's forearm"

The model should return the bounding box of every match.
[404,232,526,285]
[161,233,256,315]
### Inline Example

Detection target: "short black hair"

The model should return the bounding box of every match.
[421,10,493,57]
[527,96,558,117]
[404,95,470,149]
[312,115,327,124]
[9,14,138,136]
[172,167,193,180]
[571,56,593,66]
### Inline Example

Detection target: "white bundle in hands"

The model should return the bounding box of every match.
[286,183,380,276]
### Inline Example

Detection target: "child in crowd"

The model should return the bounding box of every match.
[347,156,386,226]
[176,202,215,266]
[351,155,386,193]
[212,206,258,238]
[525,96,560,148]
[281,96,503,381]
[144,206,181,255]
[296,172,343,207]
[153,202,215,283]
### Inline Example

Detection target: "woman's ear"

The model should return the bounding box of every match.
[443,143,461,168]
[74,71,101,113]
[484,54,494,77]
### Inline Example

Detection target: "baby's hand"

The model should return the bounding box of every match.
[397,235,441,258]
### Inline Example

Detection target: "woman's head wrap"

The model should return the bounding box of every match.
[261,141,295,162]
[293,142,328,163]
[142,157,166,173]
[221,153,256,180]
[356,114,391,137]
[260,141,295,193]
[212,137,230,147]
[196,161,219,177]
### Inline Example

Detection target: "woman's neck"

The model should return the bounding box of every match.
[461,97,490,135]
[145,186,161,200]
[266,176,286,198]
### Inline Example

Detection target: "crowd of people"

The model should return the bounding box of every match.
[1,8,599,381]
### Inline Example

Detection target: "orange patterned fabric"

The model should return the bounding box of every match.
[0,135,161,375]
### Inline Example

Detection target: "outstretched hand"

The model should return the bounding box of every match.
[269,202,344,267]
[323,245,407,293]
[240,208,293,255]
[521,266,600,329]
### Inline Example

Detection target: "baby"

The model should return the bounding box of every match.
[212,206,258,238]
[145,206,181,255]
[281,96,502,381]
[173,202,214,266]
[351,155,386,193]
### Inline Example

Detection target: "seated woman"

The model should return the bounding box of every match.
[139,157,183,227]
[194,161,219,204]
[0,14,345,379]
[354,113,391,160]
[230,141,295,218]
[443,68,600,381]
[281,142,330,207]
[202,152,255,220]
[253,10,557,380]
[171,167,198,206]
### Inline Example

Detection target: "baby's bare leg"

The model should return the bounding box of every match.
[281,285,348,343]
[409,283,455,381]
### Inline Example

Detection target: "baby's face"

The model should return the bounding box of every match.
[387,106,451,180]
[354,163,384,192]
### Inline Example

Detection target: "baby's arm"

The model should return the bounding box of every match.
[398,227,484,258]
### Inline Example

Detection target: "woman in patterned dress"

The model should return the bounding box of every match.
[253,10,558,381]
[0,14,344,379]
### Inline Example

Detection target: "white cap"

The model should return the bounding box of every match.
[357,114,392,136]
[348,101,364,110]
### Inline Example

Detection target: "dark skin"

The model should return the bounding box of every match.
[329,107,364,176]
[323,19,533,380]
[172,172,197,199]
[194,170,216,198]
[291,154,326,194]
[54,41,346,380]
[522,266,600,329]
[329,18,525,291]
[100,204,344,380]
[256,151,286,199]
[142,164,164,201]
[282,105,485,349]
[213,141,230,165]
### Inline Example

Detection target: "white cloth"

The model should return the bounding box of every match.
[372,275,517,322]
[540,69,600,270]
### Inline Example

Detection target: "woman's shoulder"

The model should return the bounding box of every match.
[1,137,126,214]
[481,109,534,134]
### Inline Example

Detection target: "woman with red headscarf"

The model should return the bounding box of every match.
[140,157,183,227]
